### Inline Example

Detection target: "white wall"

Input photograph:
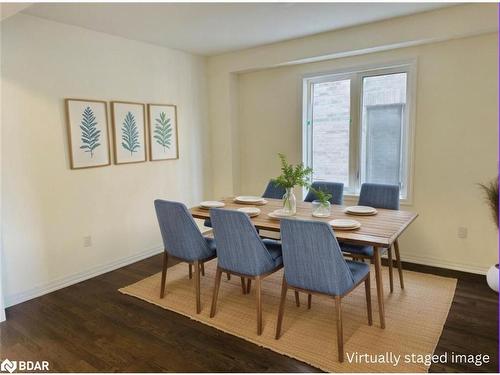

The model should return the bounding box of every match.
[1,14,211,306]
[207,4,498,198]
[237,33,498,274]
[208,4,498,274]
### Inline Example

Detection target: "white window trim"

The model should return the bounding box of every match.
[301,59,417,206]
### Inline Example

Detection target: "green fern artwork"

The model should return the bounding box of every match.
[79,106,101,158]
[121,111,140,156]
[154,112,172,152]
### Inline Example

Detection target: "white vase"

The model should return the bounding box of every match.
[486,264,499,292]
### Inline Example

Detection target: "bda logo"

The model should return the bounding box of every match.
[0,359,17,373]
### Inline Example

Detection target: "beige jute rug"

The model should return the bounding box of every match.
[119,259,456,373]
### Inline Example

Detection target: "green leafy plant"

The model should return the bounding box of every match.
[310,187,332,207]
[154,112,172,152]
[479,177,499,229]
[121,112,140,156]
[273,153,313,189]
[79,106,101,158]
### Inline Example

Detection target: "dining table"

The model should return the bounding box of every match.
[190,197,418,329]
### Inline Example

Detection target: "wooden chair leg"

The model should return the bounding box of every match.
[335,296,344,362]
[256,277,263,335]
[160,252,168,298]
[275,276,288,339]
[240,277,247,294]
[307,294,312,309]
[373,247,386,329]
[246,279,252,294]
[364,276,373,326]
[194,261,201,314]
[226,273,231,280]
[394,239,405,289]
[201,262,205,276]
[189,264,193,279]
[294,291,300,307]
[387,246,394,293]
[210,267,223,318]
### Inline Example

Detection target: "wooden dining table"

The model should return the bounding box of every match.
[190,197,418,328]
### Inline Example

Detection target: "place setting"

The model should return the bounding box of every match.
[344,205,378,216]
[234,195,268,205]
[199,200,226,209]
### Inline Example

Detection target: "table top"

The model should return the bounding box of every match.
[190,197,418,248]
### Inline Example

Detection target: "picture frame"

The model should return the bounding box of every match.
[147,103,179,161]
[110,101,147,164]
[65,98,111,169]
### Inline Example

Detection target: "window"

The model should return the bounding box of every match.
[303,63,414,201]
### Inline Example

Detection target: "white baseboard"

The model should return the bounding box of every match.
[3,244,490,310]
[4,245,164,308]
[399,253,490,275]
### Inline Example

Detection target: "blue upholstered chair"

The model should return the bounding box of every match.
[340,183,404,292]
[209,208,283,335]
[276,218,372,362]
[154,200,217,314]
[203,180,286,229]
[304,181,344,205]
[261,180,287,199]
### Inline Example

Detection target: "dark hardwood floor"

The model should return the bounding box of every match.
[1,255,498,372]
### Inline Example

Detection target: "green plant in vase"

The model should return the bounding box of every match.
[273,153,313,215]
[478,177,499,292]
[310,187,332,217]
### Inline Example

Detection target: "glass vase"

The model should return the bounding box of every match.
[312,200,331,217]
[282,187,297,216]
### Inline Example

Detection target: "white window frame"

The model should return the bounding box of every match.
[302,60,417,205]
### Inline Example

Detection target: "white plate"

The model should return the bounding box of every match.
[344,206,377,216]
[267,209,294,220]
[199,201,225,209]
[329,219,361,230]
[234,196,266,204]
[237,207,261,217]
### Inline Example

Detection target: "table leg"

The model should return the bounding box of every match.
[373,247,385,329]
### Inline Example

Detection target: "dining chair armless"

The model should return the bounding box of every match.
[261,179,287,199]
[340,182,404,292]
[154,199,217,314]
[276,218,372,362]
[304,181,344,205]
[209,208,283,335]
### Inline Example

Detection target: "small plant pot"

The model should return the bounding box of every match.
[312,200,331,218]
[486,264,499,292]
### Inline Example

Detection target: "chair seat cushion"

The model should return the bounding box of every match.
[262,239,283,267]
[340,243,373,257]
[346,260,370,285]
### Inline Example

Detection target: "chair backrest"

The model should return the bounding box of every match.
[262,180,287,199]
[280,218,354,296]
[304,181,344,205]
[210,208,276,275]
[154,200,213,261]
[358,183,400,210]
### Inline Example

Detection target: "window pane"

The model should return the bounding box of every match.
[361,73,407,187]
[311,79,350,187]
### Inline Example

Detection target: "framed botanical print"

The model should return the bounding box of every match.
[65,98,111,169]
[147,104,179,161]
[110,101,147,164]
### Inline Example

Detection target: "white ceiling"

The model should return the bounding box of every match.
[22,3,451,56]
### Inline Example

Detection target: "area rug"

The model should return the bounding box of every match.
[119,259,456,373]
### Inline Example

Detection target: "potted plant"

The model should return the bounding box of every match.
[479,177,499,292]
[273,153,313,216]
[310,187,332,217]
